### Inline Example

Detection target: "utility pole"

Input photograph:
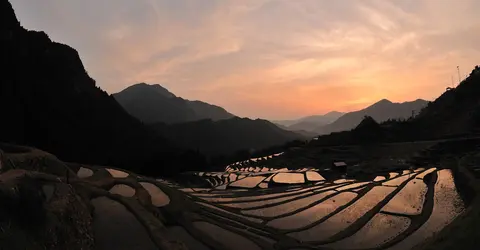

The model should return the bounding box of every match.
[451,75,454,88]
[457,66,461,85]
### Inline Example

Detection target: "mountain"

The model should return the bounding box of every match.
[272,119,299,127]
[288,121,320,133]
[315,99,429,135]
[113,83,234,124]
[288,111,344,132]
[273,111,344,131]
[187,100,234,122]
[412,66,480,138]
[114,83,305,156]
[311,65,480,146]
[151,117,305,156]
[0,0,207,176]
[302,111,345,123]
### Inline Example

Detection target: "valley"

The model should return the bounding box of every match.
[1,0,480,249]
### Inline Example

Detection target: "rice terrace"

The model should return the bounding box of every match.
[2,136,479,250]
[3,0,480,249]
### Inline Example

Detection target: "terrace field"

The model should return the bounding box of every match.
[2,137,480,250]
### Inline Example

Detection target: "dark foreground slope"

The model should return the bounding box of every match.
[0,0,206,176]
[152,117,305,156]
[0,144,188,250]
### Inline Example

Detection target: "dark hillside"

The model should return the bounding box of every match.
[0,0,206,176]
[413,66,480,138]
[152,117,305,156]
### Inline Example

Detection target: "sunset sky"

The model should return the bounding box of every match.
[10,0,480,119]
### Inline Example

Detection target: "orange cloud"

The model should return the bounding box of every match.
[10,0,480,119]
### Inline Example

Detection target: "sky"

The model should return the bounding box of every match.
[10,0,480,120]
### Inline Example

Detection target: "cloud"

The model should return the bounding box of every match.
[9,0,480,119]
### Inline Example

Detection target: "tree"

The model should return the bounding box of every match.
[353,116,384,144]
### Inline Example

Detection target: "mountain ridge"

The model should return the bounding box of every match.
[0,0,208,176]
[311,69,480,146]
[273,111,344,131]
[315,98,429,135]
[113,82,234,124]
[114,82,305,156]
[151,117,305,156]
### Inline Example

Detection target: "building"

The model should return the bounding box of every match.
[333,161,348,174]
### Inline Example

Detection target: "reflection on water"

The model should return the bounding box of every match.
[139,182,170,207]
[382,178,427,215]
[243,190,337,218]
[325,213,411,249]
[382,174,411,186]
[230,176,266,188]
[387,169,465,250]
[306,171,325,181]
[180,166,465,249]
[106,168,129,178]
[289,186,396,242]
[273,172,305,184]
[109,184,136,197]
[268,192,357,230]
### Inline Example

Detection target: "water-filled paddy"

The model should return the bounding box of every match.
[163,164,466,249]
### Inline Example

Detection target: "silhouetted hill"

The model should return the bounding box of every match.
[311,66,480,146]
[151,117,305,156]
[113,83,234,124]
[273,111,344,132]
[315,99,428,135]
[352,116,385,144]
[413,66,480,138]
[0,0,207,176]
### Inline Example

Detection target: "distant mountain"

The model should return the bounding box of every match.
[302,111,345,123]
[288,121,320,133]
[273,111,344,132]
[312,66,480,146]
[315,99,428,135]
[288,111,344,132]
[151,117,305,156]
[0,1,207,176]
[113,83,234,124]
[273,119,299,127]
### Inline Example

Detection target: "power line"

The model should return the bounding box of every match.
[457,66,461,85]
